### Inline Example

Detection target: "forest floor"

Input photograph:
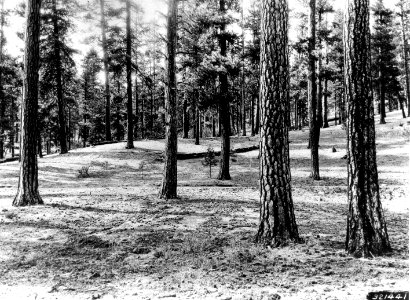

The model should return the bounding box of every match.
[0,111,409,300]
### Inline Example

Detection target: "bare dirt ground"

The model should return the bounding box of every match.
[0,111,408,300]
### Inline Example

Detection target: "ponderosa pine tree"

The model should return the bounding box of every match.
[344,0,391,257]
[397,0,410,117]
[160,0,178,199]
[372,0,402,123]
[125,0,134,149]
[308,0,320,180]
[256,0,300,247]
[217,0,231,180]
[13,0,43,206]
[99,0,112,141]
[0,0,5,160]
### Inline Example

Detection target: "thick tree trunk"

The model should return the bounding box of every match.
[125,0,134,149]
[52,0,67,154]
[0,0,4,160]
[13,0,43,206]
[308,0,320,180]
[100,0,111,141]
[256,0,300,247]
[344,0,391,258]
[160,0,178,199]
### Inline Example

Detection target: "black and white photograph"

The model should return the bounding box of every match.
[0,0,409,299]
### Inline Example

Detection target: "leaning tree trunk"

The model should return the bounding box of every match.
[160,0,178,199]
[308,0,320,180]
[344,0,391,258]
[99,0,111,141]
[256,0,300,247]
[13,0,43,206]
[125,0,134,149]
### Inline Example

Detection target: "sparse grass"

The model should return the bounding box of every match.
[0,110,407,300]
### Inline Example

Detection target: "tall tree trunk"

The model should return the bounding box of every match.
[379,79,386,124]
[38,131,43,158]
[0,0,4,160]
[194,90,199,145]
[398,95,406,118]
[10,92,15,158]
[323,47,329,128]
[141,93,145,139]
[241,6,246,137]
[125,0,134,149]
[134,76,139,138]
[323,78,329,128]
[317,10,323,128]
[100,0,111,141]
[200,111,203,138]
[308,0,320,180]
[160,0,178,199]
[212,113,216,137]
[344,0,390,257]
[217,0,231,180]
[256,0,300,247]
[251,95,255,136]
[183,92,189,138]
[13,0,43,206]
[52,0,67,154]
[399,2,410,117]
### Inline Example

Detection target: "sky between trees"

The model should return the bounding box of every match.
[3,0,400,70]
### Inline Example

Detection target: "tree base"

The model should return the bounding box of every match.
[13,191,43,207]
[255,233,304,248]
[159,192,178,200]
[217,174,231,180]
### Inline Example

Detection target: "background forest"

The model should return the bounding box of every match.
[0,0,408,156]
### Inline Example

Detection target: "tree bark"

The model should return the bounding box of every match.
[323,78,329,128]
[13,0,43,206]
[0,0,4,160]
[99,0,111,141]
[51,0,68,154]
[344,0,391,257]
[217,0,230,180]
[125,0,134,149]
[256,0,300,246]
[308,0,320,180]
[160,0,178,199]
[194,90,199,145]
[251,95,255,136]
[183,92,189,138]
[399,2,410,117]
